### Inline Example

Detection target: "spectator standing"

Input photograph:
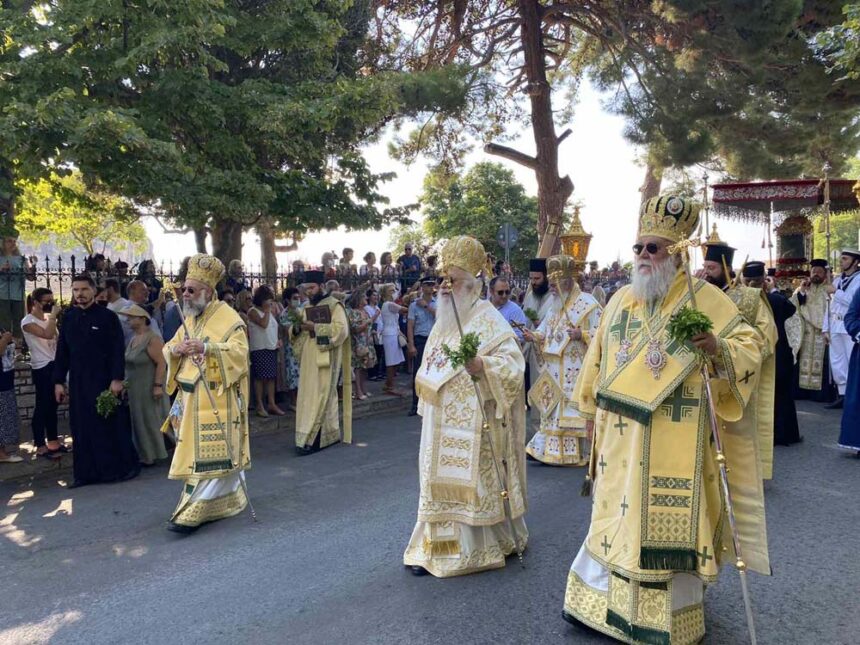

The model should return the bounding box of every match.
[21,288,63,459]
[365,290,385,381]
[0,233,35,337]
[248,285,285,417]
[0,329,22,463]
[127,280,163,337]
[161,256,189,343]
[105,278,133,344]
[360,252,380,281]
[112,261,131,297]
[278,287,301,409]
[397,244,422,291]
[380,252,398,282]
[347,290,377,401]
[423,255,439,280]
[407,279,436,416]
[226,259,250,295]
[119,305,169,466]
[235,289,252,327]
[53,275,139,488]
[379,283,407,396]
[135,259,163,303]
[339,248,356,276]
[489,277,528,343]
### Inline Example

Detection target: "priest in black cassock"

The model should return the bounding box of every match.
[744,262,802,446]
[54,274,139,488]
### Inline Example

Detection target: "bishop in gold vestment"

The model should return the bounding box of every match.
[563,196,770,645]
[525,254,602,466]
[404,237,527,578]
[163,255,251,533]
[293,271,352,455]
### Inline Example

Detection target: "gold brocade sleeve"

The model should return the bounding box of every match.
[477,335,526,419]
[573,306,610,420]
[710,319,763,423]
[163,325,186,396]
[206,324,250,395]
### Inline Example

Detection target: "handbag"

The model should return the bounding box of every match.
[398,332,408,348]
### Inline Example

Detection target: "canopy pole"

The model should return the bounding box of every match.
[767,203,774,267]
[702,171,710,233]
[823,162,832,264]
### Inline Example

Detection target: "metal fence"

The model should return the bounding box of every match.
[23,256,533,302]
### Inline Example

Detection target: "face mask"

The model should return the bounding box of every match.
[42,303,54,313]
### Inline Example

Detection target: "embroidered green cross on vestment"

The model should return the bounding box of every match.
[599,454,607,475]
[659,384,699,422]
[620,496,629,516]
[609,309,642,342]
[614,416,628,436]
[697,546,713,566]
[601,535,612,555]
[739,369,756,384]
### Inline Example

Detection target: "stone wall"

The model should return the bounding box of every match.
[15,362,69,423]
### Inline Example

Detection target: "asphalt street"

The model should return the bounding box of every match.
[1,401,858,645]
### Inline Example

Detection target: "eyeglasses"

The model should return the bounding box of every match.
[632,242,663,255]
[495,290,511,296]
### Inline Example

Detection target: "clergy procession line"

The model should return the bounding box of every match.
[39,195,860,645]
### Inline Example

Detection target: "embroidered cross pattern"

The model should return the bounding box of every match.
[739,369,756,385]
[609,309,642,342]
[614,416,628,436]
[664,334,693,357]
[601,535,612,555]
[659,384,699,422]
[598,454,607,475]
[620,496,629,516]
[697,546,713,566]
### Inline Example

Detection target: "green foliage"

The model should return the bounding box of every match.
[15,172,147,256]
[442,332,481,371]
[96,385,126,419]
[817,3,860,80]
[422,162,538,271]
[523,308,539,324]
[813,212,860,260]
[387,221,428,258]
[0,1,468,258]
[667,307,713,350]
[594,2,860,177]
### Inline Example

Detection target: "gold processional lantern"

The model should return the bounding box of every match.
[559,206,592,275]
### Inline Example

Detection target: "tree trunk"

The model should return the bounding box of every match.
[194,227,208,254]
[210,219,243,265]
[485,1,573,258]
[257,217,278,282]
[640,161,664,203]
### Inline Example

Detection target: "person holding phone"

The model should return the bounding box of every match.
[21,288,64,459]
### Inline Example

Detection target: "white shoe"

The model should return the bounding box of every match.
[0,454,24,463]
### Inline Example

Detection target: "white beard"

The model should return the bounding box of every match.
[436,289,478,333]
[631,257,678,305]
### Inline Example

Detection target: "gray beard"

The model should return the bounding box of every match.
[631,258,678,305]
[182,293,209,318]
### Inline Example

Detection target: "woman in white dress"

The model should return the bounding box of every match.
[379,283,407,396]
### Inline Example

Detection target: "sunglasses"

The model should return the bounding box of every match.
[181,286,198,294]
[632,242,664,255]
[495,290,511,295]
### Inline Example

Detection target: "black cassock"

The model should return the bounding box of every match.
[767,291,802,445]
[53,304,139,485]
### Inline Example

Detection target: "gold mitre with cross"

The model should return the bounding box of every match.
[638,195,700,243]
[185,253,225,290]
[440,235,490,276]
[546,254,577,284]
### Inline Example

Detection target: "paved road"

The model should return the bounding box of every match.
[1,402,858,644]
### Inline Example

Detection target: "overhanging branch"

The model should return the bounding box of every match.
[484,142,538,170]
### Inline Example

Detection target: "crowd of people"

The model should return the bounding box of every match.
[2,204,860,644]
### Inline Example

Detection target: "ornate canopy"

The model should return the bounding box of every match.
[711,179,860,223]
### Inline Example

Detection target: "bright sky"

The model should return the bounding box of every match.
[142,82,787,273]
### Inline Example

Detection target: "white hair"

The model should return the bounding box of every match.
[182,287,213,318]
[436,274,480,331]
